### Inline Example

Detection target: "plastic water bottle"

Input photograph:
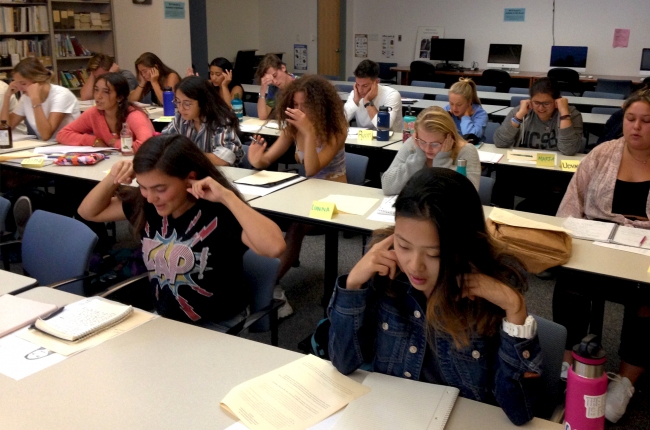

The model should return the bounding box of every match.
[163,87,174,116]
[0,120,12,149]
[232,95,244,120]
[377,106,392,141]
[565,334,608,430]
[120,122,133,155]
[403,105,416,142]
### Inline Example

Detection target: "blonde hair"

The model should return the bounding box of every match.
[414,106,465,161]
[12,57,51,83]
[449,78,481,105]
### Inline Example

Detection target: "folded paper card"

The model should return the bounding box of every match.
[310,201,337,219]
[318,195,379,216]
[560,159,581,172]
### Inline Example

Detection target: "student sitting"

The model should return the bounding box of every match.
[208,58,244,107]
[0,57,79,141]
[344,59,403,132]
[555,89,650,423]
[382,106,480,195]
[162,76,243,166]
[444,78,488,141]
[57,73,154,151]
[77,134,285,327]
[256,54,296,120]
[80,53,139,101]
[493,78,583,155]
[329,168,542,426]
[128,52,181,106]
[0,80,17,116]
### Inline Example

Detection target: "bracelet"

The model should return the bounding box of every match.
[32,103,42,109]
[510,116,522,125]
[138,85,145,89]
[559,114,571,121]
[258,92,266,99]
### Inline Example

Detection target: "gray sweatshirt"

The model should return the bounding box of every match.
[493,105,583,155]
[381,137,481,196]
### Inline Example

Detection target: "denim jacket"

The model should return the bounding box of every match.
[328,275,543,426]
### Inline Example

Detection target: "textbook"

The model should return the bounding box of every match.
[33,297,133,341]
[562,217,650,248]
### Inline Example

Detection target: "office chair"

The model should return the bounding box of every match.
[297,152,369,186]
[476,85,497,92]
[0,196,11,269]
[582,91,625,100]
[244,102,258,118]
[510,96,527,107]
[411,80,445,89]
[234,49,257,85]
[533,315,568,421]
[435,94,449,102]
[479,176,495,206]
[591,107,620,115]
[320,74,339,81]
[377,62,398,84]
[409,61,437,85]
[399,90,424,100]
[335,84,353,93]
[595,79,633,97]
[483,122,500,144]
[509,88,529,95]
[347,76,356,82]
[0,210,98,294]
[481,69,511,92]
[548,68,581,96]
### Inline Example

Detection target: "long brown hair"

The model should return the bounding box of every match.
[275,75,348,147]
[96,72,145,130]
[368,168,527,348]
[134,52,179,96]
[12,57,51,83]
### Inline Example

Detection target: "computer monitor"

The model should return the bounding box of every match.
[549,46,588,73]
[486,44,522,70]
[430,38,465,68]
[640,48,650,76]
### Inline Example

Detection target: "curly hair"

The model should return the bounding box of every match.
[274,74,348,146]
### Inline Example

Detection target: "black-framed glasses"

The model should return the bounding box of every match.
[531,101,553,108]
[173,99,195,109]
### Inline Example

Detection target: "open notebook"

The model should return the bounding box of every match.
[563,217,650,248]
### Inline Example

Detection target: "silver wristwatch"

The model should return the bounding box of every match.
[502,315,537,339]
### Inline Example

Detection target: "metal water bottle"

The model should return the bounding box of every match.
[456,158,467,176]
[377,106,391,141]
[163,87,174,116]
[565,334,608,430]
[403,105,416,142]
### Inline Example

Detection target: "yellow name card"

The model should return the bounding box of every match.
[357,130,373,141]
[21,157,45,167]
[309,201,337,220]
[560,159,581,172]
[536,153,557,167]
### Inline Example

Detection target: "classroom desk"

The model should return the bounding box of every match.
[0,270,37,296]
[390,66,544,86]
[0,287,561,430]
[409,98,508,115]
[0,139,55,155]
[491,107,611,125]
[478,143,586,172]
[219,166,261,202]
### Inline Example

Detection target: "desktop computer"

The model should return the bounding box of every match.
[486,44,522,71]
[640,48,650,76]
[549,46,588,73]
[430,38,465,70]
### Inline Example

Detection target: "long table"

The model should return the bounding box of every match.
[0,287,562,430]
[0,270,37,295]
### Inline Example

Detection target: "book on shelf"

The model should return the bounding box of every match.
[54,10,111,30]
[0,5,49,33]
[0,37,51,62]
[54,33,90,58]
[59,68,89,89]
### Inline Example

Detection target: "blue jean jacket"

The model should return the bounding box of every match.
[328,275,543,426]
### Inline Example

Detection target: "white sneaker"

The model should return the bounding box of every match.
[605,373,634,423]
[560,361,570,381]
[273,286,294,319]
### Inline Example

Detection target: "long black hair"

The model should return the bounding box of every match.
[119,134,244,234]
[96,72,145,129]
[174,76,241,135]
[209,57,241,92]
[134,52,180,97]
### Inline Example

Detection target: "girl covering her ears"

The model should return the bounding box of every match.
[329,168,542,425]
[129,52,181,106]
[381,106,481,195]
[444,77,488,139]
[77,135,285,326]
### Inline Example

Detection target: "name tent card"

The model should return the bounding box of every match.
[21,157,45,167]
[309,201,337,220]
[536,152,557,167]
[561,159,581,172]
[357,129,373,141]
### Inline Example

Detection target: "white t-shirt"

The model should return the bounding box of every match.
[14,84,80,141]
[344,84,403,132]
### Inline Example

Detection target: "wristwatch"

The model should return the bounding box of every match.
[363,100,374,108]
[559,114,571,120]
[502,315,537,339]
[93,138,101,147]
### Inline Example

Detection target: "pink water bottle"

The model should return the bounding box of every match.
[565,334,608,430]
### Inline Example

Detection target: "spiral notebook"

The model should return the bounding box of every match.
[332,373,459,430]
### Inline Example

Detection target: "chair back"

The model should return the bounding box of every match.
[595,79,633,97]
[582,91,625,100]
[244,102,258,118]
[478,176,495,205]
[399,90,424,100]
[345,152,369,186]
[481,69,512,92]
[378,62,398,83]
[234,49,257,85]
[533,315,568,419]
[320,74,339,80]
[510,96,528,107]
[435,94,449,102]
[0,196,10,233]
[243,249,281,332]
[347,76,356,82]
[411,80,445,89]
[240,145,253,169]
[483,122,499,144]
[548,68,581,96]
[476,85,496,92]
[22,210,98,289]
[591,107,620,115]
[409,61,436,84]
[335,84,353,93]
[509,87,529,95]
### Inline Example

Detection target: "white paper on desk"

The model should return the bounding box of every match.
[319,194,379,215]
[489,208,568,232]
[477,150,503,164]
[220,354,370,430]
[223,410,344,430]
[507,159,537,165]
[562,217,617,242]
[233,176,305,197]
[332,373,459,430]
[366,196,396,224]
[0,332,66,380]
[593,241,650,257]
[234,170,298,186]
[612,225,650,249]
[34,145,119,155]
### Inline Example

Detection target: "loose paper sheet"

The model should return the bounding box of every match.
[0,332,66,380]
[488,208,568,232]
[234,170,298,186]
[562,217,616,242]
[34,145,119,155]
[477,151,503,164]
[366,196,397,224]
[233,177,306,197]
[220,354,370,430]
[613,29,630,48]
[319,195,379,216]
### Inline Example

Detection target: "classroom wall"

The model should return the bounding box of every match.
[113,0,192,76]
[349,0,650,78]
[206,0,260,64]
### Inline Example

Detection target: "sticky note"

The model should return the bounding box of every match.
[154,116,175,122]
[647,265,650,273]
[536,153,557,167]
[357,130,373,141]
[309,201,337,220]
[21,157,45,167]
[560,159,581,172]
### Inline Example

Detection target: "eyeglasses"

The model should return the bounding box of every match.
[413,136,442,150]
[531,101,553,108]
[173,99,195,109]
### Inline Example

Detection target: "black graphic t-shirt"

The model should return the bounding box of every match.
[123,198,249,324]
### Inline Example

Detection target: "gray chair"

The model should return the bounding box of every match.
[244,101,258,118]
[435,94,449,102]
[476,85,497,92]
[335,84,353,93]
[478,176,495,205]
[411,80,445,89]
[378,62,398,84]
[509,88,529,95]
[399,90,424,99]
[591,107,620,115]
[533,315,568,421]
[582,91,625,100]
[347,76,356,82]
[595,79,633,97]
[510,96,528,107]
[298,152,369,186]
[483,122,500,144]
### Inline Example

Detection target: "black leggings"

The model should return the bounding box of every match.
[552,270,650,369]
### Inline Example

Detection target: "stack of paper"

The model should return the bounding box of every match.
[34,146,119,155]
[562,217,617,241]
[366,196,397,223]
[477,150,503,164]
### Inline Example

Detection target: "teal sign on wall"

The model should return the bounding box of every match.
[504,8,525,22]
[164,1,185,19]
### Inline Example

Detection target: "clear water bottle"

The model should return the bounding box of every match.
[456,158,467,176]
[120,122,133,155]
[232,95,244,120]
[377,106,392,141]
[163,87,174,116]
[0,120,12,149]
[403,105,416,142]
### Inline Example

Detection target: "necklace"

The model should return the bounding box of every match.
[626,143,650,164]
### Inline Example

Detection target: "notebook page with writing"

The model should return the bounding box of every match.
[612,225,650,249]
[562,217,617,242]
[332,373,459,430]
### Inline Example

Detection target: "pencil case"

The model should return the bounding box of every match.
[54,153,106,166]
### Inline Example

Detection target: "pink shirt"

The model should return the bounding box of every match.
[56,106,154,152]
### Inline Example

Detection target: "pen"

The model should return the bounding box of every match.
[250,137,259,144]
[29,306,65,329]
[640,236,647,247]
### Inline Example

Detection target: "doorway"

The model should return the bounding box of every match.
[317,0,346,78]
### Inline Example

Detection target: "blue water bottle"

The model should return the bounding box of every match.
[163,87,174,116]
[456,158,467,176]
[232,95,244,120]
[377,106,392,141]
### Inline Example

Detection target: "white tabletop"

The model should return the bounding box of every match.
[479,143,586,171]
[0,139,55,154]
[4,152,133,182]
[219,166,259,202]
[1,287,561,430]
[0,270,37,295]
[491,107,611,125]
[409,99,508,115]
